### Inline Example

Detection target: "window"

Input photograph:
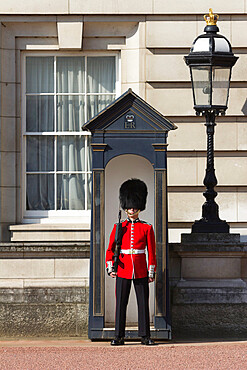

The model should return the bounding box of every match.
[23,54,118,222]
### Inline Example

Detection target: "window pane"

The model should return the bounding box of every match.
[57,95,85,131]
[26,174,54,210]
[87,94,115,120]
[26,57,54,93]
[87,57,116,93]
[26,96,54,132]
[57,174,85,210]
[87,174,92,210]
[191,66,211,106]
[212,67,231,106]
[57,136,85,172]
[57,57,85,93]
[26,136,54,172]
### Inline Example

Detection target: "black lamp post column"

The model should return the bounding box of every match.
[192,111,229,233]
[185,8,238,234]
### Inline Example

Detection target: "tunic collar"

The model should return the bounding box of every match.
[127,217,140,223]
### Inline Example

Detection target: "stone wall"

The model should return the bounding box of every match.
[0,243,90,338]
[172,304,247,339]
[0,286,89,337]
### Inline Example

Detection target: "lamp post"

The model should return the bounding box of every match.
[184,9,238,233]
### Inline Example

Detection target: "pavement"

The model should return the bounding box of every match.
[0,338,247,370]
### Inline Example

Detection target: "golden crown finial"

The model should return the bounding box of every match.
[204,8,219,26]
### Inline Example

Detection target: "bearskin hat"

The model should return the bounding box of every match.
[119,178,148,211]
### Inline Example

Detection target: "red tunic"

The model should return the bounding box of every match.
[105,219,156,279]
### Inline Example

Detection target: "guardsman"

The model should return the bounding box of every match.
[105,178,156,345]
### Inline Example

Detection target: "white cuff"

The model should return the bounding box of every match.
[107,261,113,274]
[148,265,155,278]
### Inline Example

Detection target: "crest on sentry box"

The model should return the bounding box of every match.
[124,113,136,129]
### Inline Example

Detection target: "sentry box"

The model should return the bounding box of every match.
[83,89,177,340]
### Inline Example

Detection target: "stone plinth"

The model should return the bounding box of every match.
[169,233,247,339]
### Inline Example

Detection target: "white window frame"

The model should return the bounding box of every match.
[21,51,121,224]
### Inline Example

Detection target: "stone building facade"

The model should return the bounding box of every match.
[0,1,247,338]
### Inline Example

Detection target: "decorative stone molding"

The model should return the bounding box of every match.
[57,21,83,49]
[0,242,90,258]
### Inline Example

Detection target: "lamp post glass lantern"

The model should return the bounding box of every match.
[185,9,238,233]
[191,66,231,109]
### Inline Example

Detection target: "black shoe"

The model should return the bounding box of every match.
[111,337,124,346]
[141,336,155,345]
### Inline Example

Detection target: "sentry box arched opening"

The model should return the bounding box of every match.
[83,89,177,340]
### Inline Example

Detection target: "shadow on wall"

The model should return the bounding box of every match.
[241,98,247,115]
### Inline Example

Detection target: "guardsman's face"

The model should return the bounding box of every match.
[127,208,139,220]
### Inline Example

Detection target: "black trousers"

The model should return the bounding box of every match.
[115,276,150,338]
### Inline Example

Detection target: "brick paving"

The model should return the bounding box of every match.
[0,339,246,369]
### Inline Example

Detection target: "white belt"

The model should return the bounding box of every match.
[120,249,146,255]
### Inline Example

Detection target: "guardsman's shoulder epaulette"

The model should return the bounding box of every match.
[139,220,152,226]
